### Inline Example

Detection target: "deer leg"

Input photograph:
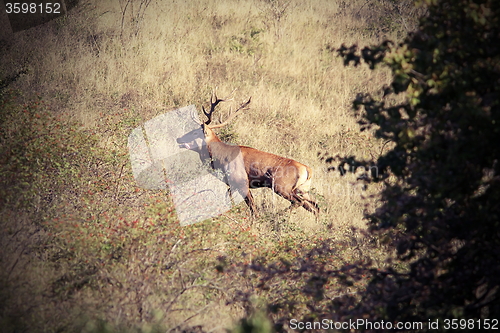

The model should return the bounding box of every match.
[244,190,257,217]
[292,190,320,216]
[301,199,320,216]
[284,201,301,213]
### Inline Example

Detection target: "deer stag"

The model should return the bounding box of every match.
[180,92,319,216]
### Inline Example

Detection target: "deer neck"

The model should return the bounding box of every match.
[203,125,222,144]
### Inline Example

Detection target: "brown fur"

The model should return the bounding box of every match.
[203,125,319,216]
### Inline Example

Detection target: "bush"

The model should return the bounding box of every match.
[333,0,500,327]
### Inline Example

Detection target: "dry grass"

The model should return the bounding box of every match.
[0,0,422,331]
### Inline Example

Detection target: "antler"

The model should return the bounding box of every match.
[202,89,235,125]
[207,97,252,129]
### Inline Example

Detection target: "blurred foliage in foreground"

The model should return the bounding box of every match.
[330,0,500,327]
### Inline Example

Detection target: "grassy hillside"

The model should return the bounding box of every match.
[0,0,422,331]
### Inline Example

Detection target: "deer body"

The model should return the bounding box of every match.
[201,112,319,216]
